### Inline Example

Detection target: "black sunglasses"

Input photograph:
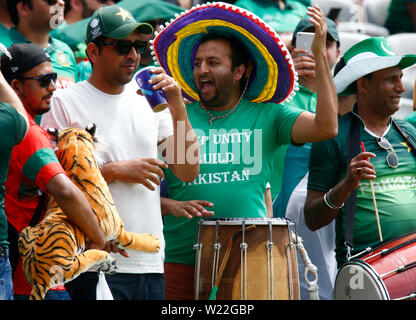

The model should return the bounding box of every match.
[100,40,148,55]
[44,0,59,5]
[17,72,58,88]
[376,137,399,168]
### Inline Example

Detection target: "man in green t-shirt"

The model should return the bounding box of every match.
[305,37,416,271]
[385,0,416,35]
[153,3,338,299]
[233,0,309,33]
[5,0,77,89]
[0,57,29,300]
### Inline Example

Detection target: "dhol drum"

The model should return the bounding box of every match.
[334,233,416,300]
[194,218,300,300]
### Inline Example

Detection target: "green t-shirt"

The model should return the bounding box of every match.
[6,27,77,88]
[0,103,27,246]
[308,110,416,266]
[385,0,416,34]
[0,23,12,48]
[163,99,302,265]
[405,111,416,128]
[233,0,309,32]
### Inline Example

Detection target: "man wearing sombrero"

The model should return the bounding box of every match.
[304,36,416,290]
[154,2,338,299]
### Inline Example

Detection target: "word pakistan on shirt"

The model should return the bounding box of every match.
[182,128,263,186]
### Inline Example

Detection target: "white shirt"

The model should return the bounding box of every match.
[285,173,337,300]
[41,80,173,274]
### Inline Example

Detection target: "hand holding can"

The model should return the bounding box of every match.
[135,66,168,112]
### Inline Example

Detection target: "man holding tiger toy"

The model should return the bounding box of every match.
[0,42,108,300]
[41,5,201,300]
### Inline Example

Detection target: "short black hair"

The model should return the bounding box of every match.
[7,0,32,26]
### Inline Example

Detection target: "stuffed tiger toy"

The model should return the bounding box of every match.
[18,124,161,300]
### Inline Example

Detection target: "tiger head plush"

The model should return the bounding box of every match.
[18,124,160,300]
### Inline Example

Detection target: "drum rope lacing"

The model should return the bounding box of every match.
[292,232,320,300]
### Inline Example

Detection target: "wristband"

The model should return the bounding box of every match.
[323,189,344,210]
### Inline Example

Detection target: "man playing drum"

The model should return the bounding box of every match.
[153,3,338,299]
[304,37,416,298]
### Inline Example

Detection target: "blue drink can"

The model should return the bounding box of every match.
[135,66,168,112]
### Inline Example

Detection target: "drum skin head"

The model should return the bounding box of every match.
[334,262,389,300]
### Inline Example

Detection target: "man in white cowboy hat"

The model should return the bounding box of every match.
[153,3,338,299]
[304,36,416,281]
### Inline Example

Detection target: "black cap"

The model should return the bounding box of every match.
[0,43,51,84]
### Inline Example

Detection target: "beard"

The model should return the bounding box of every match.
[199,90,219,108]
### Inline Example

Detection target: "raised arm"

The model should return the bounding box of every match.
[290,5,338,144]
[0,57,29,135]
[150,67,200,182]
[47,173,106,249]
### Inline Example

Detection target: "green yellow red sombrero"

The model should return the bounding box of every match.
[151,2,297,104]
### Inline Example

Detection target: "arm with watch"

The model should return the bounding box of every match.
[304,148,376,232]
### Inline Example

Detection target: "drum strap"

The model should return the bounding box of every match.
[392,120,416,157]
[345,115,416,252]
[345,113,361,250]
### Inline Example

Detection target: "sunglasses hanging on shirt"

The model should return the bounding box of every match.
[376,136,399,168]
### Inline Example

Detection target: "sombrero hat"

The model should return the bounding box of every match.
[334,37,416,96]
[151,2,297,104]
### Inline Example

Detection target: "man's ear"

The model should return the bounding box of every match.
[356,77,369,95]
[86,42,100,64]
[234,64,246,81]
[10,79,23,95]
[16,1,31,19]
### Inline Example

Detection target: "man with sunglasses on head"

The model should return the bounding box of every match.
[5,0,77,90]
[0,42,107,300]
[304,37,416,271]
[41,5,200,300]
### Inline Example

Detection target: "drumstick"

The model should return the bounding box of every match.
[361,142,383,242]
[208,225,256,300]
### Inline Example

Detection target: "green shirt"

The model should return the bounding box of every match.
[0,23,12,48]
[163,99,302,265]
[308,110,416,266]
[0,103,27,246]
[233,0,309,32]
[385,0,416,34]
[6,27,77,88]
[405,111,416,128]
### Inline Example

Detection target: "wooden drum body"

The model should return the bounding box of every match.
[194,218,300,300]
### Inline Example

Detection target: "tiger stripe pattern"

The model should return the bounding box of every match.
[18,124,161,300]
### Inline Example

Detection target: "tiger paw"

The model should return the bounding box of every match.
[136,233,160,253]
[96,254,118,274]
